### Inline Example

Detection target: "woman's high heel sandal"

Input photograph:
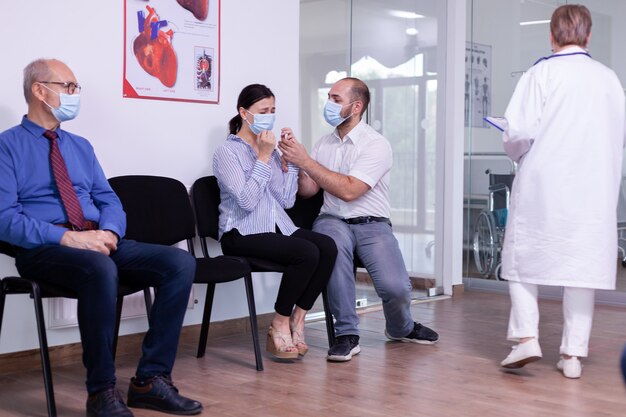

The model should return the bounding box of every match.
[291,326,309,357]
[267,326,299,359]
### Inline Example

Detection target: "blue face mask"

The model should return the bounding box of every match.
[40,83,81,122]
[323,100,354,127]
[244,110,275,135]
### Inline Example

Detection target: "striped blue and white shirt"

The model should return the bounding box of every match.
[213,134,299,239]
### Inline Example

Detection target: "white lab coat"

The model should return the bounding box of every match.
[501,46,626,289]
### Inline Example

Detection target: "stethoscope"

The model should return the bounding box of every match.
[533,51,591,66]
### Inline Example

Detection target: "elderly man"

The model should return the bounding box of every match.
[279,77,439,362]
[0,58,202,416]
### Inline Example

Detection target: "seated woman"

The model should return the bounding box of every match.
[213,84,337,359]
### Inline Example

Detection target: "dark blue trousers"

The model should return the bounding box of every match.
[15,239,195,394]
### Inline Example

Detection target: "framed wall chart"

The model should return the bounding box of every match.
[123,0,220,104]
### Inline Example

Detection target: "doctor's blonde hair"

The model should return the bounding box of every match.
[550,4,592,48]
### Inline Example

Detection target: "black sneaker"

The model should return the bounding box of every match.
[86,387,133,417]
[327,335,361,362]
[385,322,439,345]
[127,375,203,415]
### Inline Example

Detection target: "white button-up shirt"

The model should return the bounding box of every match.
[312,120,392,219]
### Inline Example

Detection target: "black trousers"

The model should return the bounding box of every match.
[220,228,337,316]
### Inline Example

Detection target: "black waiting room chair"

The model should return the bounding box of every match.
[190,175,337,349]
[0,242,151,417]
[108,175,262,371]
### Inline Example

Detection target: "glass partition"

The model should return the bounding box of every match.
[464,0,626,304]
[301,0,447,312]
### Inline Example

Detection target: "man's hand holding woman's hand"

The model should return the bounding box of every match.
[278,128,310,168]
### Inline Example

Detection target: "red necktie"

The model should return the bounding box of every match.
[43,130,85,230]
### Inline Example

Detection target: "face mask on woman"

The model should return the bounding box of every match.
[244,109,275,134]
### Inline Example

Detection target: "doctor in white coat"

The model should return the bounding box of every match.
[499,4,626,378]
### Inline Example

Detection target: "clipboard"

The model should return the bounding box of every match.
[483,116,508,132]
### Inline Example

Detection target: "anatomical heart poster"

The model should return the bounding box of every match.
[123,0,220,104]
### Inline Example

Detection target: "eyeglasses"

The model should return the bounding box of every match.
[39,81,82,95]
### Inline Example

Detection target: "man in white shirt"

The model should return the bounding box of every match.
[279,77,439,361]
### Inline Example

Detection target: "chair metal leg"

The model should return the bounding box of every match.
[143,288,153,315]
[112,295,124,361]
[243,274,263,371]
[196,283,216,358]
[30,282,57,417]
[0,282,6,339]
[112,289,152,360]
[321,289,335,347]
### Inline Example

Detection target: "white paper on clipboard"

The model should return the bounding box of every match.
[484,116,508,132]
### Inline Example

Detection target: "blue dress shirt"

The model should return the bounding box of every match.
[0,116,126,248]
[213,134,299,239]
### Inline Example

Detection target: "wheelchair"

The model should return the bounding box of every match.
[472,170,515,280]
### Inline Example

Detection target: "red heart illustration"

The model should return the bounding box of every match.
[133,6,178,88]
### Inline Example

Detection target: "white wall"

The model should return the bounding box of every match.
[0,1,299,354]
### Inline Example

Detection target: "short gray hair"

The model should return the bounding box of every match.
[23,59,52,104]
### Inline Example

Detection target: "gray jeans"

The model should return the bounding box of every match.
[313,214,414,338]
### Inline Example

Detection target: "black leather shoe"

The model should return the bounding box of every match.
[127,375,203,415]
[86,387,134,417]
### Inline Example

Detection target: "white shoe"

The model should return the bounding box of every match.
[501,339,542,368]
[556,357,582,379]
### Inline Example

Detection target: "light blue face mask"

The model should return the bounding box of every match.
[245,109,275,135]
[323,100,353,127]
[40,83,81,122]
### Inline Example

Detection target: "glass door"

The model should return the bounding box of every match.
[576,0,626,304]
[301,0,448,312]
[464,0,626,305]
[464,0,560,292]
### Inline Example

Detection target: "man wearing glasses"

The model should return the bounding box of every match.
[39,79,82,93]
[0,58,202,416]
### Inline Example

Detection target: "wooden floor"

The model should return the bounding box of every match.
[1,290,625,417]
